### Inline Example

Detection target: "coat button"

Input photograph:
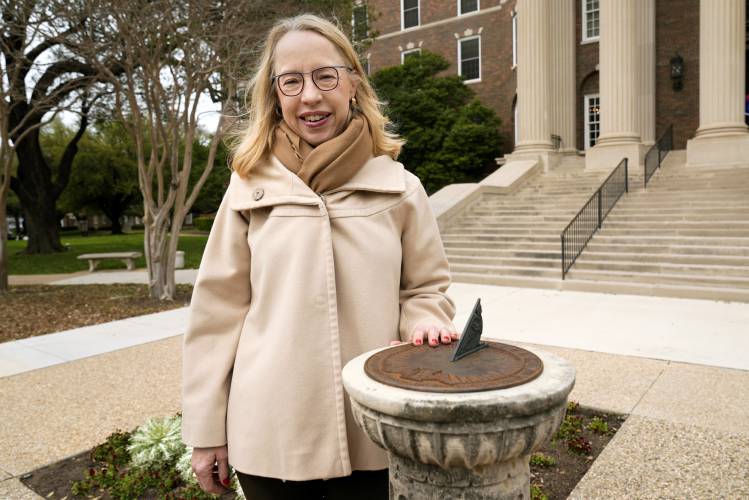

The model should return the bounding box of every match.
[253,188,264,201]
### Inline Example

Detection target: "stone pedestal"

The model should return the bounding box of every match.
[342,346,575,499]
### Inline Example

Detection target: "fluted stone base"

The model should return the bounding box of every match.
[342,346,575,500]
[389,454,530,500]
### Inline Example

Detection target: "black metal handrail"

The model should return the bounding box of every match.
[561,158,629,279]
[643,124,673,188]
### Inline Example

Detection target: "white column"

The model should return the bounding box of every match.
[586,0,645,171]
[637,0,656,145]
[549,0,576,154]
[514,0,552,153]
[686,0,749,167]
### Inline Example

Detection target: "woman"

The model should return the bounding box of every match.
[182,14,457,499]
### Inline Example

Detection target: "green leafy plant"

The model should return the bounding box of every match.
[192,215,215,232]
[529,452,556,468]
[554,414,584,442]
[370,51,504,194]
[91,430,131,467]
[587,416,610,435]
[567,400,580,414]
[531,483,549,500]
[71,416,244,499]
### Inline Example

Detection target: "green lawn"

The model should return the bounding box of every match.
[7,231,208,275]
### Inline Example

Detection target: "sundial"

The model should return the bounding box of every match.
[365,299,544,393]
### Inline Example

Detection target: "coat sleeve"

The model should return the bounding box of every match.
[398,177,457,342]
[182,188,252,447]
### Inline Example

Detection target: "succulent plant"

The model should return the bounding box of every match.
[127,415,185,468]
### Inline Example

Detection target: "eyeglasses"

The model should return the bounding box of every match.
[272,65,353,97]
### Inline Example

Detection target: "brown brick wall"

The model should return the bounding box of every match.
[575,3,600,152]
[366,0,518,153]
[655,0,700,150]
[365,0,711,156]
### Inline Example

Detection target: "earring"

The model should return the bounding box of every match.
[350,96,358,110]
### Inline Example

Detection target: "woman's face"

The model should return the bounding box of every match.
[273,30,359,146]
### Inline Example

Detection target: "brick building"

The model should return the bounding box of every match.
[359,0,749,170]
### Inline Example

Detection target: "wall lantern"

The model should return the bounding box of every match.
[670,53,684,91]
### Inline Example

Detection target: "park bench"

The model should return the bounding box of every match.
[77,252,143,272]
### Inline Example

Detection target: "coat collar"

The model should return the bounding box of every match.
[228,154,406,211]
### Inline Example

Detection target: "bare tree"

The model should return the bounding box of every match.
[0,1,93,291]
[0,0,120,255]
[88,0,353,300]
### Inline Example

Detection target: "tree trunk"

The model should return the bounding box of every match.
[12,131,65,254]
[0,204,9,294]
[144,211,173,300]
[110,215,123,235]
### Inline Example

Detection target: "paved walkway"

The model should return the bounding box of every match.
[1,273,748,498]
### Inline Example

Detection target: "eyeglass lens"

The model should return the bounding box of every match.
[277,67,340,96]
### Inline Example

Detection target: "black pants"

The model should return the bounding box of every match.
[235,469,389,500]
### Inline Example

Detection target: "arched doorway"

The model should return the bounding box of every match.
[578,71,600,151]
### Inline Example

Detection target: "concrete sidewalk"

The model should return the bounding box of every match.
[1,276,748,498]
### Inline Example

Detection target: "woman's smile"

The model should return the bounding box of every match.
[299,111,332,128]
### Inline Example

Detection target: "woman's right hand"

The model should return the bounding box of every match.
[192,445,231,494]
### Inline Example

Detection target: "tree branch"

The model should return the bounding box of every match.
[52,104,90,200]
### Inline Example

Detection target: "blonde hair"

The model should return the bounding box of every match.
[230,14,404,178]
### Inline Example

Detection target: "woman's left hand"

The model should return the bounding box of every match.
[390,325,459,347]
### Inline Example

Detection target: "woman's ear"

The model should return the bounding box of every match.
[349,72,361,99]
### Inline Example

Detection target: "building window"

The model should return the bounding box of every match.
[458,36,481,82]
[402,0,419,30]
[352,4,368,41]
[584,94,600,149]
[582,0,600,42]
[401,48,421,63]
[512,11,517,67]
[458,0,479,16]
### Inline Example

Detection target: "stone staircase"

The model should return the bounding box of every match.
[443,151,749,302]
[443,156,609,286]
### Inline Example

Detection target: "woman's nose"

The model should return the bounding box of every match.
[300,76,323,104]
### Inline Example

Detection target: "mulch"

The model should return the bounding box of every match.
[0,284,193,343]
[21,407,625,500]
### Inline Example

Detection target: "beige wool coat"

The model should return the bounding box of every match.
[182,154,457,481]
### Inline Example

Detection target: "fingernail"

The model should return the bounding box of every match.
[430,339,437,345]
[415,339,422,345]
[222,478,230,486]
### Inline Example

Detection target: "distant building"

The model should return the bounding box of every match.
[360,0,749,170]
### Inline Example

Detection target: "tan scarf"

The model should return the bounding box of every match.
[272,114,373,194]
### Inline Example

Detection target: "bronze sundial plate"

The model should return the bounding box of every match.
[364,341,543,393]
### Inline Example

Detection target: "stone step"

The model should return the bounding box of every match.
[624,193,748,201]
[584,242,749,257]
[447,250,749,267]
[592,234,749,246]
[452,261,749,289]
[602,221,749,230]
[571,259,749,277]
[450,271,749,302]
[448,255,559,268]
[598,227,749,237]
[449,262,561,279]
[605,213,749,222]
[443,234,561,243]
[443,240,561,251]
[566,268,749,289]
